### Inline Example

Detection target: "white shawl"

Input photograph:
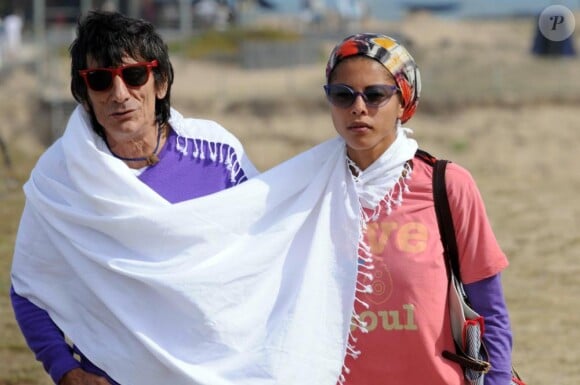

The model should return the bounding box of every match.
[11,106,416,385]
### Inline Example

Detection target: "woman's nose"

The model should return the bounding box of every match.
[350,94,367,115]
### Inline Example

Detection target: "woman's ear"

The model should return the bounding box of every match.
[397,100,405,119]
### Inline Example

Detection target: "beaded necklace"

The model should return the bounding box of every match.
[105,123,163,166]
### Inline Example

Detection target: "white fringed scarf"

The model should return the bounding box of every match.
[348,126,418,218]
[11,106,417,385]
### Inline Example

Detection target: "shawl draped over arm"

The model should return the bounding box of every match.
[11,106,361,385]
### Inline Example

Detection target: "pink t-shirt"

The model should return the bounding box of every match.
[340,158,508,385]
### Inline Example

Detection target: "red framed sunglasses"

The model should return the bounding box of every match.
[79,60,158,92]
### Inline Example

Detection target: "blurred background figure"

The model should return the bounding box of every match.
[3,10,22,59]
[101,0,118,12]
[300,0,326,27]
[194,0,221,28]
[0,16,4,67]
[335,0,367,31]
[531,20,577,57]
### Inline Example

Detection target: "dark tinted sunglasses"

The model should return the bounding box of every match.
[79,60,158,92]
[324,83,399,109]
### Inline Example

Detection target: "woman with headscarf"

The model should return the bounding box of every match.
[324,33,514,385]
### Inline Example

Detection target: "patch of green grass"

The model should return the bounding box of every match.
[450,139,469,153]
[169,27,302,60]
[0,151,47,385]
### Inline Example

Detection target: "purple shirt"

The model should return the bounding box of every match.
[139,130,249,203]
[464,275,514,385]
[11,128,252,385]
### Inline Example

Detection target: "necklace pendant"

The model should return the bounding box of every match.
[146,154,159,166]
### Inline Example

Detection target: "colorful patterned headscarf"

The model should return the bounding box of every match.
[325,33,421,123]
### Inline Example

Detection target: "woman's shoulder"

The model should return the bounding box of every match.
[437,160,483,209]
[413,151,474,180]
[412,152,480,196]
[444,161,476,186]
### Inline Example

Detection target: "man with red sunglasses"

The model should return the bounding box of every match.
[10,10,257,385]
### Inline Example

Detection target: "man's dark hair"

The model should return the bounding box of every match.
[69,11,174,138]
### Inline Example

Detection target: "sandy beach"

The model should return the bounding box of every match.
[1,12,579,385]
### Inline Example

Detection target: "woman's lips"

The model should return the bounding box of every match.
[348,122,371,132]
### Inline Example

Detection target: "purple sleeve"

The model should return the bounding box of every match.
[463,274,513,385]
[10,286,80,384]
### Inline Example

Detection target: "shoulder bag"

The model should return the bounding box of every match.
[415,150,526,385]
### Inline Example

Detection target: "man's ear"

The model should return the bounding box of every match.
[156,81,168,99]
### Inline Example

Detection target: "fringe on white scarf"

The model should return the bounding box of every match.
[338,126,418,385]
[175,135,247,183]
[12,106,361,385]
